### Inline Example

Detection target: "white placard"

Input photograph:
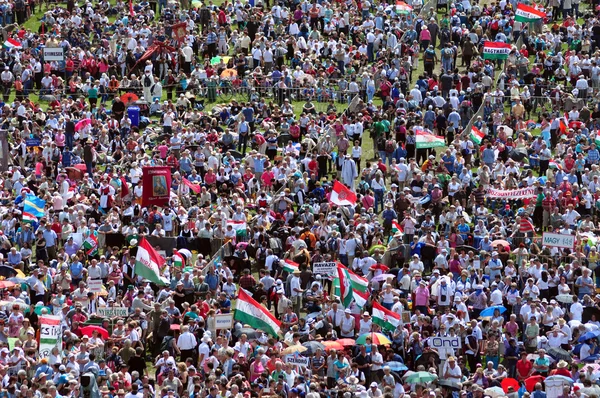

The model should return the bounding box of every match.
[43,47,64,61]
[429,336,462,349]
[312,262,337,276]
[214,313,233,329]
[88,279,102,293]
[39,315,62,358]
[97,307,129,318]
[542,232,575,249]
[71,233,83,248]
[284,355,310,367]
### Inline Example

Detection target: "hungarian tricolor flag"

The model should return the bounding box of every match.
[391,220,403,235]
[515,4,546,22]
[282,259,299,274]
[372,301,402,331]
[394,1,412,13]
[173,250,185,268]
[135,238,168,285]
[520,218,535,233]
[470,126,485,145]
[182,178,201,194]
[482,41,512,60]
[82,234,98,256]
[227,220,247,237]
[549,160,563,170]
[415,129,445,149]
[333,278,369,308]
[234,288,281,337]
[330,181,357,207]
[3,38,21,50]
[22,212,37,224]
[595,133,600,147]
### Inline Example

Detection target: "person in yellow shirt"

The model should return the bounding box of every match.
[512,98,525,120]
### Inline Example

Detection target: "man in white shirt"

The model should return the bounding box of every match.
[570,296,584,322]
[290,270,303,315]
[340,309,356,337]
[177,325,197,363]
[327,302,344,334]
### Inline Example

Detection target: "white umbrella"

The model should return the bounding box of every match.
[498,125,514,137]
[484,387,506,398]
[178,249,193,259]
[556,294,574,304]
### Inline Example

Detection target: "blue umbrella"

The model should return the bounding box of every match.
[578,332,599,342]
[385,361,408,371]
[480,306,507,318]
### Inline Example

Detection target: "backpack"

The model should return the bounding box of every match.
[160,336,175,356]
[327,237,339,253]
[385,139,395,153]
[144,75,152,86]
[491,20,499,30]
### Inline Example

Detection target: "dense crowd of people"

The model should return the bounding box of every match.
[1,0,600,397]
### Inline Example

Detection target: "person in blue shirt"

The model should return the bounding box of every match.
[218,291,231,313]
[70,258,84,286]
[442,150,456,174]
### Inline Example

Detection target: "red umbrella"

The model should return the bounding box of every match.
[322,341,344,351]
[120,93,139,104]
[80,325,109,339]
[337,338,355,347]
[501,378,520,393]
[75,118,92,132]
[369,264,390,272]
[0,281,15,289]
[524,375,545,392]
[170,324,180,331]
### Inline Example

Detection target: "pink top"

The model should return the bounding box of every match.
[420,29,431,41]
[55,132,65,147]
[35,162,44,176]
[157,144,169,159]
[414,286,430,306]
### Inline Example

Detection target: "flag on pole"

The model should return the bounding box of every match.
[182,178,201,194]
[129,0,134,16]
[282,259,299,274]
[470,126,485,145]
[519,218,535,233]
[24,194,46,218]
[333,277,369,307]
[135,238,168,285]
[22,212,37,224]
[515,3,546,22]
[173,250,185,268]
[330,181,357,207]
[337,263,354,308]
[226,220,247,237]
[415,129,445,149]
[234,288,281,337]
[482,41,512,60]
[372,301,402,331]
[3,38,21,50]
[391,220,403,235]
[549,160,563,170]
[82,234,98,256]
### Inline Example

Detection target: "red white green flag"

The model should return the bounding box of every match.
[482,41,512,60]
[372,301,402,331]
[135,237,168,285]
[515,4,546,22]
[391,220,403,235]
[173,250,185,268]
[415,129,445,149]
[470,126,485,145]
[282,259,299,273]
[82,234,98,256]
[22,212,37,224]
[234,288,281,337]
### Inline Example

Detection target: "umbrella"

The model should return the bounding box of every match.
[372,273,395,283]
[7,277,26,284]
[281,345,307,355]
[80,325,109,339]
[120,93,139,104]
[0,266,17,278]
[170,324,180,331]
[456,245,478,253]
[178,249,192,259]
[301,341,325,355]
[322,341,344,351]
[582,307,600,323]
[0,281,15,289]
[369,244,386,255]
[356,332,392,345]
[484,387,506,398]
[385,361,408,371]
[220,68,237,78]
[578,331,600,342]
[438,380,462,389]
[491,239,510,250]
[524,375,546,392]
[479,306,507,317]
[370,264,390,272]
[556,294,574,304]
[405,371,438,384]
[233,327,261,340]
[415,351,441,368]
[210,56,223,65]
[75,118,92,131]
[548,347,572,361]
[545,375,574,385]
[292,240,307,250]
[501,378,520,393]
[582,363,600,372]
[499,125,514,136]
[337,338,356,347]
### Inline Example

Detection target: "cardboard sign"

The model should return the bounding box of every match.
[542,233,575,249]
[429,336,462,349]
[88,279,102,293]
[285,355,310,367]
[97,307,129,318]
[215,313,233,329]
[312,262,337,276]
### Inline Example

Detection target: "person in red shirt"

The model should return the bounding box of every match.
[516,351,533,381]
[550,360,572,377]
